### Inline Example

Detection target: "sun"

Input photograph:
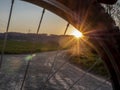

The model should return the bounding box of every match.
[71,29,83,38]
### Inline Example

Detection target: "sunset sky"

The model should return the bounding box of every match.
[0,0,76,35]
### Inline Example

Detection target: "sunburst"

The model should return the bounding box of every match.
[71,29,83,38]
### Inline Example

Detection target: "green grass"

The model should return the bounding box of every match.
[0,40,109,77]
[69,53,109,78]
[0,40,59,54]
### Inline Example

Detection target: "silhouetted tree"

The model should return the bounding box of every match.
[103,2,120,28]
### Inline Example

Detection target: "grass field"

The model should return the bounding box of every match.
[69,53,109,78]
[0,40,59,54]
[0,40,109,77]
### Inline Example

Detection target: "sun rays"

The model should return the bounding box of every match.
[63,28,99,57]
[71,29,83,38]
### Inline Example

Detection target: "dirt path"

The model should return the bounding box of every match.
[0,51,112,90]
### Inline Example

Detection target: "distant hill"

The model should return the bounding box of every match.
[0,32,74,47]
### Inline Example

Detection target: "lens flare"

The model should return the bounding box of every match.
[71,30,83,38]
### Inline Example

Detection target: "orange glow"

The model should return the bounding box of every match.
[71,29,83,38]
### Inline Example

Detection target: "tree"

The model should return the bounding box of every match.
[103,1,120,28]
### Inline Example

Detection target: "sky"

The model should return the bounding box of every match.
[0,0,76,35]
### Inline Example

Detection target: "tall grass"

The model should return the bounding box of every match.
[0,40,59,54]
[68,52,109,78]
